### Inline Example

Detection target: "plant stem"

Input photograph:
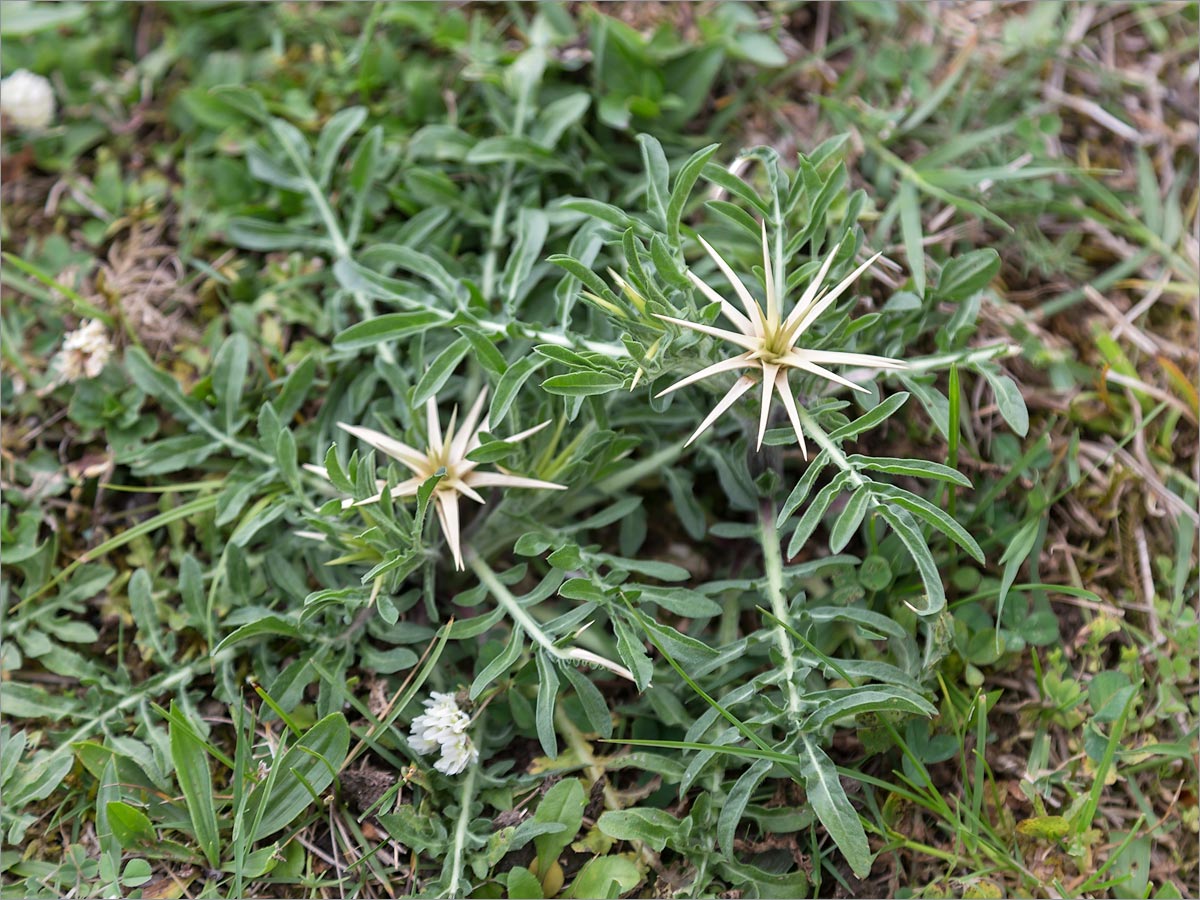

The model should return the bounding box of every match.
[796,406,865,489]
[466,551,634,682]
[760,503,803,724]
[594,437,691,494]
[481,48,539,302]
[446,743,479,898]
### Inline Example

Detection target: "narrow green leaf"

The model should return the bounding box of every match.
[718,758,772,852]
[878,485,985,564]
[333,311,445,351]
[169,702,221,867]
[541,371,623,397]
[314,107,367,188]
[877,506,945,615]
[470,628,525,700]
[667,143,721,245]
[829,487,872,554]
[798,736,872,878]
[828,393,909,441]
[561,665,613,739]
[980,368,1029,437]
[456,326,508,376]
[636,133,670,229]
[898,181,926,297]
[490,357,546,425]
[534,651,560,759]
[413,337,470,405]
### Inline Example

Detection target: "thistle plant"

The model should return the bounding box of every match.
[310,387,565,570]
[657,222,907,453]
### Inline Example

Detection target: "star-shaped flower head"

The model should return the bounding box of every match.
[656,223,907,457]
[318,388,566,570]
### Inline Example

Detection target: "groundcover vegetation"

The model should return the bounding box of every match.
[1,2,1197,898]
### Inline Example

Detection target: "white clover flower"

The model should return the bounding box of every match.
[657,222,907,456]
[434,731,479,775]
[52,319,113,382]
[308,386,566,570]
[1,69,55,131]
[408,691,479,775]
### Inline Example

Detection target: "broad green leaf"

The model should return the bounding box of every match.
[567,856,640,899]
[378,805,449,855]
[508,866,545,899]
[105,801,156,849]
[533,778,585,871]
[245,713,350,841]
[0,1,87,35]
[936,249,1000,302]
[597,807,683,852]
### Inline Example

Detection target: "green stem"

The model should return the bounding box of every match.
[481,51,537,301]
[796,406,864,489]
[593,437,691,494]
[446,744,480,899]
[901,342,1019,374]
[467,551,634,682]
[760,504,803,724]
[467,553,561,658]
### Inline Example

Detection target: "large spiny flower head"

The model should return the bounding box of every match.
[318,387,565,571]
[656,222,907,456]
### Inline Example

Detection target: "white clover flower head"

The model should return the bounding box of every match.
[1,69,55,131]
[308,386,566,570]
[408,691,479,775]
[434,731,479,775]
[656,222,907,456]
[53,319,113,382]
